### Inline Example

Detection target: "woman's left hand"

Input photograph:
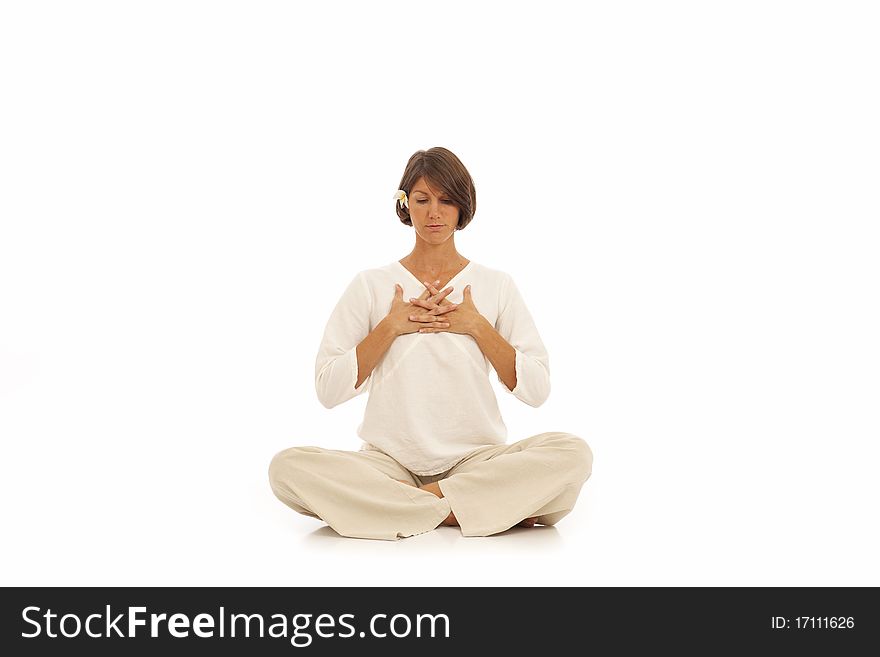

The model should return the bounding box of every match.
[409,282,488,337]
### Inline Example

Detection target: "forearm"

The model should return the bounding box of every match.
[471,319,517,392]
[354,318,397,389]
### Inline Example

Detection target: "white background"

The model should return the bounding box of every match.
[1,1,878,586]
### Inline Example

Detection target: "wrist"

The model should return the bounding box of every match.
[469,316,493,340]
[380,316,401,339]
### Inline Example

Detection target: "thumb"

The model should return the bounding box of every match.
[464,284,472,297]
[394,283,402,298]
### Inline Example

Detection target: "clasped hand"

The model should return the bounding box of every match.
[389,279,485,336]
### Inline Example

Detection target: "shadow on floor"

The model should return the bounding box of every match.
[300,522,563,553]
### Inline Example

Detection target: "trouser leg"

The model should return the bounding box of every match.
[437,432,593,537]
[268,445,451,541]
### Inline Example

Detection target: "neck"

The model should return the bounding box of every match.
[402,240,466,274]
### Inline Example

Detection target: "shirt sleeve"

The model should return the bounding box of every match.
[314,272,373,409]
[494,273,551,407]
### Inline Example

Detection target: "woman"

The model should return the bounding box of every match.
[268,147,593,540]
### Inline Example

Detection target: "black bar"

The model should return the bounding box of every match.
[1,587,876,654]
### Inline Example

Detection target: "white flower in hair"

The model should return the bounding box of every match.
[393,189,409,209]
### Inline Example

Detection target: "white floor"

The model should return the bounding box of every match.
[3,421,877,587]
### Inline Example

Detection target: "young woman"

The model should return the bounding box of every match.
[268,147,593,540]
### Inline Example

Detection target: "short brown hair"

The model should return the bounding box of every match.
[395,147,477,230]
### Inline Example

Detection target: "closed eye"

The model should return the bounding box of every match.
[417,200,454,204]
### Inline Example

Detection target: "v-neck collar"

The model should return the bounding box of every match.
[395,260,473,291]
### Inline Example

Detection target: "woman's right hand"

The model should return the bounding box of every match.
[385,282,458,336]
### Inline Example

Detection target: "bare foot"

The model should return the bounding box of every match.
[419,481,458,526]
[400,478,537,529]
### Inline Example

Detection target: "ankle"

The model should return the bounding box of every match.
[419,481,444,498]
[420,481,457,526]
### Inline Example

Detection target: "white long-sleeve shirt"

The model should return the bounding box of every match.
[314,260,550,476]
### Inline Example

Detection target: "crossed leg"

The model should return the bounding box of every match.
[268,445,451,541]
[431,432,593,537]
[269,432,593,540]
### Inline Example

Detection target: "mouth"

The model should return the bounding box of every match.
[427,224,443,227]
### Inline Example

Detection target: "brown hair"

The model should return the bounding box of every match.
[395,147,477,230]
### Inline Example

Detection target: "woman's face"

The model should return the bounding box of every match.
[409,177,460,242]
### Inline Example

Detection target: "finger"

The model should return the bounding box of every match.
[423,285,453,306]
[418,281,449,305]
[410,296,442,312]
[394,283,403,299]
[409,314,448,324]
[425,294,451,314]
[433,303,459,315]
[418,321,451,332]
[420,299,460,315]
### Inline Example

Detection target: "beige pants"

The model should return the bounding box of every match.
[268,431,593,541]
